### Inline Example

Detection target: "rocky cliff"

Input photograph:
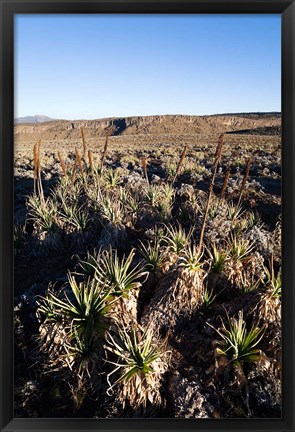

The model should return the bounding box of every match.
[14,113,281,143]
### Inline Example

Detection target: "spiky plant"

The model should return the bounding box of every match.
[105,325,168,410]
[154,183,175,222]
[178,243,203,272]
[78,248,146,325]
[177,243,205,303]
[156,201,172,223]
[226,200,246,223]
[208,243,229,273]
[253,257,281,326]
[37,275,115,380]
[199,194,223,220]
[245,211,263,230]
[97,193,128,250]
[238,273,261,294]
[228,235,254,262]
[27,195,58,233]
[75,250,101,279]
[137,238,166,300]
[118,186,128,207]
[235,216,251,234]
[38,274,114,342]
[209,310,265,366]
[141,243,206,334]
[165,160,178,180]
[202,286,217,311]
[14,223,26,254]
[56,172,72,198]
[225,235,255,286]
[104,168,121,188]
[206,311,267,415]
[138,240,165,274]
[162,183,175,203]
[123,190,140,224]
[163,223,193,267]
[60,202,90,232]
[93,248,147,298]
[205,243,229,294]
[100,195,124,225]
[62,331,100,380]
[263,257,281,298]
[145,185,162,207]
[54,167,85,204]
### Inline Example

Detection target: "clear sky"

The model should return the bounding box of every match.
[14,14,281,120]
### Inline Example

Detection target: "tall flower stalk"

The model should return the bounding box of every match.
[198,133,224,253]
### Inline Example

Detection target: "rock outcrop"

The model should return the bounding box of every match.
[14,113,281,143]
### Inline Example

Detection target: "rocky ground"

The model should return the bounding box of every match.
[14,122,281,418]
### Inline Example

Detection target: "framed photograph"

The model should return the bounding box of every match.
[1,1,294,431]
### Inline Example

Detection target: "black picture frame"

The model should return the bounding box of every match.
[1,1,294,431]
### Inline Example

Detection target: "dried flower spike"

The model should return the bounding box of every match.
[172,145,187,184]
[75,148,84,174]
[141,157,149,184]
[88,149,94,172]
[198,133,224,253]
[81,126,87,158]
[220,165,231,198]
[100,131,109,173]
[58,151,67,176]
[237,157,251,206]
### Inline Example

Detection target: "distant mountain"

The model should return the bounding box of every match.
[14,112,281,143]
[14,115,56,124]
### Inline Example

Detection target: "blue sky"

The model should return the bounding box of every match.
[14,14,281,120]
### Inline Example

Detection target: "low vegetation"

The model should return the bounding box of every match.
[14,128,281,418]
